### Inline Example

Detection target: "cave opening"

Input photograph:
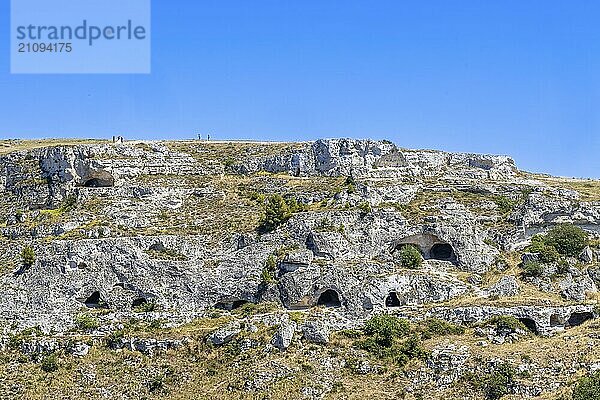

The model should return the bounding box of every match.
[83,176,114,188]
[316,289,342,308]
[385,292,401,307]
[215,299,250,311]
[430,243,456,262]
[518,317,538,334]
[549,314,562,327]
[84,291,108,309]
[567,312,593,327]
[132,298,147,308]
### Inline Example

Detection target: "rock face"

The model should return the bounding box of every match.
[0,138,598,333]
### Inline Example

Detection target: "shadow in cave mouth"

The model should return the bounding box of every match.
[317,289,342,308]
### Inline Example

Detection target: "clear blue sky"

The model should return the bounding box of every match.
[1,1,599,177]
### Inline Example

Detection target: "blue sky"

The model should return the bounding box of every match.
[1,1,599,177]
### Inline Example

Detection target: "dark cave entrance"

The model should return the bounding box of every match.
[83,176,114,188]
[215,299,250,311]
[430,243,457,262]
[385,292,401,307]
[518,318,538,334]
[132,298,147,308]
[317,289,342,308]
[567,312,593,327]
[84,291,108,309]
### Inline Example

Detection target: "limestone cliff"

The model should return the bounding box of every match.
[1,138,599,399]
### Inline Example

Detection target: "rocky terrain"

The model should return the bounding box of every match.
[1,137,600,399]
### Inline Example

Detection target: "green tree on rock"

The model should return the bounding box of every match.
[260,195,291,232]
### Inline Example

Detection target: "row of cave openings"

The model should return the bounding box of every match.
[215,289,344,311]
[88,289,595,332]
[513,312,593,334]
[82,291,151,310]
[392,234,457,264]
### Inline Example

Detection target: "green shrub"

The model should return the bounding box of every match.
[363,315,410,347]
[527,235,560,263]
[261,255,277,283]
[521,261,544,277]
[572,370,600,400]
[284,197,307,213]
[106,329,125,348]
[493,196,517,215]
[544,223,588,257]
[59,195,77,212]
[75,314,99,331]
[259,195,306,232]
[260,195,291,232]
[420,318,465,339]
[20,246,35,268]
[40,354,59,373]
[398,245,423,269]
[485,363,515,400]
[345,176,356,194]
[485,315,526,332]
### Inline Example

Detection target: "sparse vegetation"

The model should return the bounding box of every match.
[40,354,59,373]
[133,300,157,313]
[419,318,465,339]
[75,314,100,331]
[484,315,527,332]
[572,370,600,400]
[521,260,544,277]
[357,201,371,215]
[261,254,278,283]
[260,195,307,232]
[493,195,517,215]
[20,246,35,269]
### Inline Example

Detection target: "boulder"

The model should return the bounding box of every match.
[487,276,520,297]
[301,321,330,344]
[271,321,297,350]
[206,322,241,346]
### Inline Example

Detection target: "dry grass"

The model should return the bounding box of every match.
[0,139,108,155]
[536,176,600,201]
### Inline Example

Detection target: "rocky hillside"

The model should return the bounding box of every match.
[1,138,600,399]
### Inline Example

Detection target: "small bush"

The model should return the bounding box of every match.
[363,315,410,347]
[420,318,465,339]
[75,314,99,331]
[345,176,356,194]
[527,235,560,263]
[572,370,600,400]
[260,195,291,232]
[544,223,589,257]
[398,245,423,269]
[338,329,363,339]
[485,315,526,332]
[40,354,59,373]
[493,196,517,215]
[59,195,77,212]
[106,329,125,348]
[521,261,544,277]
[261,255,277,283]
[20,246,35,268]
[485,363,515,400]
